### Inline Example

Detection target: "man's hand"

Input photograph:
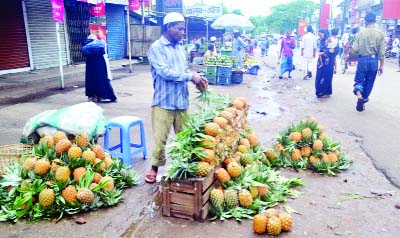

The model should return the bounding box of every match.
[192,74,208,91]
[378,65,384,75]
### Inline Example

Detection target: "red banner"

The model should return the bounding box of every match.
[89,24,107,42]
[319,3,330,28]
[298,20,307,36]
[89,1,106,16]
[51,0,64,22]
[128,0,140,10]
[383,0,400,19]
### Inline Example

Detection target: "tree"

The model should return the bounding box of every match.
[249,16,268,36]
[265,0,318,33]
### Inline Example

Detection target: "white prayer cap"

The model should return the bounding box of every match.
[210,36,217,42]
[163,12,185,25]
[87,34,98,40]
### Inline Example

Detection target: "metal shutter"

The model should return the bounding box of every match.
[106,4,126,59]
[25,0,68,69]
[0,0,29,71]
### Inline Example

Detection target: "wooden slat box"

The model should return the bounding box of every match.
[161,170,216,222]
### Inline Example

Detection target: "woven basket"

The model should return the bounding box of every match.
[0,144,33,176]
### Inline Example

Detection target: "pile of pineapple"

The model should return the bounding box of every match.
[0,131,138,222]
[166,90,303,221]
[253,208,293,236]
[264,117,352,176]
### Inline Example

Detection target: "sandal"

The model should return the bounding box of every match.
[356,98,365,112]
[144,170,157,183]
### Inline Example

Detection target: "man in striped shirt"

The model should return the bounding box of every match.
[145,12,208,183]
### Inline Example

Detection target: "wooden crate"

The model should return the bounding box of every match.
[161,171,216,222]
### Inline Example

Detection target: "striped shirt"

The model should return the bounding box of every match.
[147,35,193,110]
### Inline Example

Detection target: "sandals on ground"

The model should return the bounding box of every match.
[144,170,157,183]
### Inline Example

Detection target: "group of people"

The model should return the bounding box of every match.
[81,11,386,183]
[275,12,385,112]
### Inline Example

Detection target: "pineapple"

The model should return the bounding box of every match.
[197,162,211,177]
[204,122,220,137]
[313,139,324,151]
[232,99,244,110]
[23,156,37,171]
[39,188,55,207]
[92,172,102,184]
[62,185,78,203]
[257,186,269,196]
[279,213,293,231]
[34,159,50,175]
[216,168,231,183]
[68,145,82,159]
[53,131,67,144]
[200,135,216,148]
[321,153,330,163]
[77,188,94,204]
[55,166,71,183]
[200,148,215,163]
[239,138,251,149]
[20,179,32,190]
[249,186,259,198]
[235,96,248,109]
[267,216,282,236]
[213,117,228,129]
[55,138,72,154]
[210,188,224,207]
[237,144,249,154]
[73,167,87,182]
[309,155,320,165]
[224,107,237,117]
[291,149,302,161]
[301,127,313,139]
[289,132,302,143]
[224,189,239,209]
[82,149,96,164]
[327,152,338,163]
[227,161,242,178]
[275,143,284,154]
[219,110,234,122]
[94,158,106,172]
[100,176,114,191]
[309,116,317,123]
[92,144,105,160]
[319,132,327,140]
[104,156,113,168]
[300,146,312,158]
[265,149,276,161]
[263,208,279,219]
[50,158,62,172]
[240,153,253,166]
[75,133,90,147]
[39,135,54,148]
[253,214,268,234]
[246,132,259,147]
[238,189,253,208]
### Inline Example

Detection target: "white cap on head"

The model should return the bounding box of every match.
[210,36,217,42]
[233,29,240,33]
[163,12,185,25]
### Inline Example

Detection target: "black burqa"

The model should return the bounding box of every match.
[81,39,117,102]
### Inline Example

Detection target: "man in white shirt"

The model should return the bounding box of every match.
[300,25,317,79]
[341,27,351,53]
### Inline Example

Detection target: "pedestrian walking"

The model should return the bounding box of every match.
[352,12,385,112]
[315,28,338,98]
[260,37,269,57]
[81,34,117,102]
[232,30,247,69]
[278,30,296,79]
[300,25,317,79]
[145,12,208,183]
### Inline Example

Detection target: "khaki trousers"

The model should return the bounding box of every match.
[151,106,187,167]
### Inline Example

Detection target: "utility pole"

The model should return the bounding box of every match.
[341,0,348,35]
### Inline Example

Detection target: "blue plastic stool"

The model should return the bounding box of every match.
[103,116,147,168]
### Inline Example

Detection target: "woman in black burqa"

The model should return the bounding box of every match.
[81,34,117,102]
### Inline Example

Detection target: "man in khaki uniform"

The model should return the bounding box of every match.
[352,12,385,112]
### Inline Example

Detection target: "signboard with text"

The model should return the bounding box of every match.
[183,5,222,19]
[165,0,182,13]
[51,0,64,22]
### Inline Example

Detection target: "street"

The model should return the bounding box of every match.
[0,46,399,237]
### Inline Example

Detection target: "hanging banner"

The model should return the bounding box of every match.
[89,0,107,42]
[298,20,307,36]
[105,0,128,4]
[319,3,330,28]
[128,0,140,10]
[51,0,64,22]
[165,0,182,13]
[383,0,400,19]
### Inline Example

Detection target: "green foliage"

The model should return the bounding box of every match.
[265,0,319,33]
